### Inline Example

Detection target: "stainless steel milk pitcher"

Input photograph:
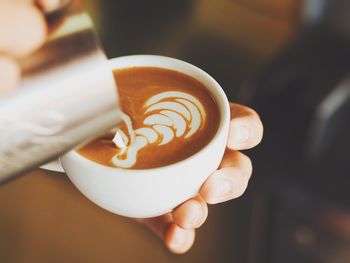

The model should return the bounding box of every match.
[0,0,121,184]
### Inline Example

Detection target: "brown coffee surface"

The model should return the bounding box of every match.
[77,67,220,169]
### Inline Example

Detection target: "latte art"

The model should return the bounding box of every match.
[112,91,206,168]
[77,67,220,169]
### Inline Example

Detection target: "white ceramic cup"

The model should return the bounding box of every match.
[60,55,230,218]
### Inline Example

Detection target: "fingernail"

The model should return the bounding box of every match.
[188,202,203,227]
[215,177,233,201]
[171,228,186,249]
[233,125,249,146]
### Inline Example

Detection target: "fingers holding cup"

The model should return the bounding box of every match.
[227,103,263,150]
[200,149,253,204]
[137,214,195,254]
[164,223,195,254]
[172,195,208,229]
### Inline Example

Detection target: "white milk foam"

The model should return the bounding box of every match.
[112,91,206,168]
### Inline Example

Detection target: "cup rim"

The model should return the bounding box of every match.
[62,55,230,174]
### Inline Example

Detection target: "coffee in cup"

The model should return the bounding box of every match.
[77,67,220,169]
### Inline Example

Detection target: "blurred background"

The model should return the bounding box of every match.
[0,0,350,262]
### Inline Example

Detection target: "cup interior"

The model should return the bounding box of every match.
[66,55,230,173]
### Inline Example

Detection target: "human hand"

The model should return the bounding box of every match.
[137,102,263,254]
[0,0,62,96]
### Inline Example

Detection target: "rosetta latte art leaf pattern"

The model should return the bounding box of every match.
[111,91,206,168]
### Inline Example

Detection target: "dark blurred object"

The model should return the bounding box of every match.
[249,180,350,263]
[247,0,350,262]
[98,0,194,56]
[302,0,350,34]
